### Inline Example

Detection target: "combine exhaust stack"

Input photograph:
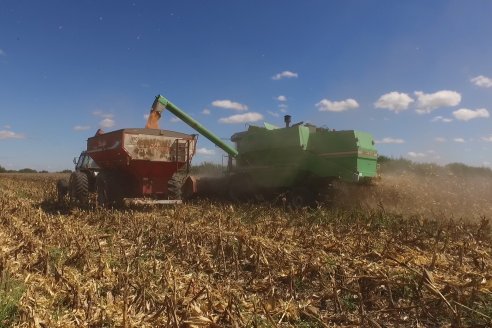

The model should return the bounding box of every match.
[284,115,291,128]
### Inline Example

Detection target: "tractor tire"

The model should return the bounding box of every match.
[69,172,89,207]
[167,173,186,200]
[56,179,69,203]
[96,172,124,208]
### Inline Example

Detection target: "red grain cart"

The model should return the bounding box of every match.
[67,128,197,207]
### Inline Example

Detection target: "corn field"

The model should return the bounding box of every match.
[0,173,491,327]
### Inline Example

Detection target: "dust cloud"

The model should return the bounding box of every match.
[333,169,492,221]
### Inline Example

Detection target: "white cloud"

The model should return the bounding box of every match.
[93,111,113,118]
[219,112,263,124]
[471,75,492,88]
[144,113,150,120]
[211,100,248,111]
[0,130,24,139]
[202,108,211,115]
[0,49,5,56]
[435,137,447,143]
[483,161,491,167]
[375,137,405,144]
[482,135,492,142]
[99,118,115,128]
[170,117,181,123]
[93,111,114,123]
[196,147,215,156]
[73,125,91,131]
[414,90,461,114]
[3,125,11,129]
[278,103,288,113]
[272,70,298,80]
[408,152,426,158]
[267,111,280,117]
[452,108,489,121]
[374,91,414,113]
[431,116,453,123]
[316,98,359,112]
[277,95,287,102]
[453,138,465,143]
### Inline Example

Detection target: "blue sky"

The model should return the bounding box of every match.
[1,0,492,171]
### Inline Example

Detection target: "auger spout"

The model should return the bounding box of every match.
[151,95,239,158]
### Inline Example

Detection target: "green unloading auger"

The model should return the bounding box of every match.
[151,95,239,157]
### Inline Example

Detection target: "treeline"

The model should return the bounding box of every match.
[2,159,491,178]
[0,162,226,175]
[0,165,71,174]
[378,155,492,178]
[190,159,492,178]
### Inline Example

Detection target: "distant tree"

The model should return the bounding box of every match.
[446,162,492,177]
[18,168,37,173]
[377,155,391,163]
[190,162,225,176]
[39,170,49,173]
[59,169,72,173]
[377,156,492,177]
[0,164,6,173]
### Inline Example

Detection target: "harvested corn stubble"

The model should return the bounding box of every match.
[0,172,491,327]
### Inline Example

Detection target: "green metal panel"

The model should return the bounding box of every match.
[306,130,357,181]
[353,131,378,178]
[233,125,309,187]
[233,124,378,186]
[234,125,308,155]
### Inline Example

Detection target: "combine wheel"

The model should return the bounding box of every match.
[167,173,186,200]
[56,179,69,203]
[288,186,316,209]
[69,172,89,207]
[228,174,257,202]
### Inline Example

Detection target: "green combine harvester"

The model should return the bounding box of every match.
[151,95,378,206]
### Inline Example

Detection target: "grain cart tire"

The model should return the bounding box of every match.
[167,173,186,200]
[56,179,69,203]
[96,173,110,207]
[69,172,89,207]
[96,172,124,208]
